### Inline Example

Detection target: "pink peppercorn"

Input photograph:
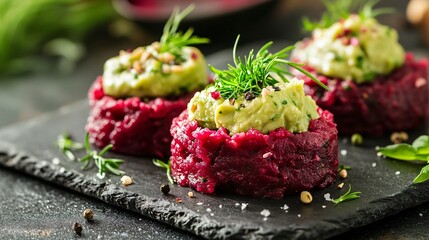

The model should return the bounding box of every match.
[210,91,221,100]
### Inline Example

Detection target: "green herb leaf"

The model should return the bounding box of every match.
[160,5,209,62]
[412,135,429,155]
[79,133,125,176]
[55,133,83,161]
[153,159,174,184]
[377,144,426,162]
[338,164,351,172]
[331,184,361,206]
[414,164,429,184]
[302,0,393,32]
[210,35,328,100]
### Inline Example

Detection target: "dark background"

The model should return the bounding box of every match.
[1,0,429,239]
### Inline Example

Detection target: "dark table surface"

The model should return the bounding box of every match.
[1,0,429,239]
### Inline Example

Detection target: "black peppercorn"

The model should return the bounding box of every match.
[244,91,256,101]
[73,222,82,234]
[160,183,170,194]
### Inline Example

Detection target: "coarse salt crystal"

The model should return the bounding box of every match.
[235,203,240,206]
[206,208,211,212]
[262,152,273,159]
[322,205,326,208]
[219,205,222,209]
[197,202,203,206]
[395,171,400,175]
[324,193,332,201]
[263,217,268,221]
[340,150,347,156]
[297,214,301,218]
[210,213,214,216]
[52,157,60,165]
[241,203,248,211]
[372,162,377,167]
[419,213,423,217]
[260,209,270,217]
[281,204,289,210]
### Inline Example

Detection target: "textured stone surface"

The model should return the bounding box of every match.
[0,101,428,239]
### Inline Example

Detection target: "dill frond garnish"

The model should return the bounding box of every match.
[159,5,209,62]
[210,35,328,100]
[302,0,394,32]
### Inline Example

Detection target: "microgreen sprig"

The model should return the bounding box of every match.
[160,5,209,62]
[55,133,83,160]
[153,159,174,184]
[302,0,394,31]
[377,135,429,183]
[210,35,328,100]
[338,164,351,172]
[79,133,125,177]
[331,184,361,206]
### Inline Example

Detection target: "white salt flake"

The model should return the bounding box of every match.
[281,204,289,210]
[419,213,423,217]
[324,193,332,201]
[206,208,212,212]
[263,217,268,221]
[235,203,240,206]
[52,157,60,165]
[241,203,248,211]
[297,214,301,218]
[260,209,271,218]
[197,202,203,206]
[262,152,273,159]
[210,213,214,216]
[219,205,222,209]
[395,171,400,175]
[340,150,347,156]
[372,162,377,167]
[322,205,327,209]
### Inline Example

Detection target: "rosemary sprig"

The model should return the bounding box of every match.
[160,5,209,62]
[79,133,125,177]
[302,0,394,31]
[55,133,83,161]
[331,184,361,206]
[210,35,328,100]
[153,159,174,184]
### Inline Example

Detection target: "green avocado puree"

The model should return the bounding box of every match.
[102,45,207,98]
[188,78,319,134]
[293,14,405,83]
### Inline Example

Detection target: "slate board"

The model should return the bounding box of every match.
[0,100,428,240]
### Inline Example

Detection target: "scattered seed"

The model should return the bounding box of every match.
[339,169,348,179]
[83,209,94,221]
[390,132,408,144]
[121,175,133,186]
[176,197,182,203]
[340,149,347,156]
[351,133,363,145]
[188,192,195,198]
[300,191,313,204]
[73,222,82,234]
[160,183,170,195]
[338,182,345,189]
[170,65,183,73]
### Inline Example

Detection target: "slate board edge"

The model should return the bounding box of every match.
[0,102,429,239]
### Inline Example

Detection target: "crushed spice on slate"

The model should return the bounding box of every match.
[160,183,170,194]
[83,209,94,221]
[73,222,83,234]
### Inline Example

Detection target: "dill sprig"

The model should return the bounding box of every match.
[153,159,174,184]
[302,0,394,32]
[55,133,83,161]
[331,184,361,206]
[159,5,209,62]
[210,35,328,100]
[79,133,125,177]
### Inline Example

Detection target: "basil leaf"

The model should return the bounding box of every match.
[412,135,429,155]
[378,144,419,161]
[413,164,429,183]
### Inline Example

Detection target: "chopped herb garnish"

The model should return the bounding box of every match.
[160,5,209,62]
[79,133,125,176]
[281,100,288,105]
[302,0,394,31]
[56,133,83,161]
[338,164,351,172]
[210,35,328,100]
[153,159,174,184]
[331,184,361,205]
[377,135,429,183]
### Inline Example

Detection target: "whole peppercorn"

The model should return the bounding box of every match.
[390,132,408,144]
[160,183,170,195]
[73,222,82,234]
[300,191,313,204]
[83,209,94,221]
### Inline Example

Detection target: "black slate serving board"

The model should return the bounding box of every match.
[0,100,428,240]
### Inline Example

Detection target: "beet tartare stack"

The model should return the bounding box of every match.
[170,37,338,198]
[86,6,209,158]
[292,1,428,136]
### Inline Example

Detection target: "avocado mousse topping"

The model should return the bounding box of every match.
[102,6,209,98]
[294,0,405,83]
[188,36,327,135]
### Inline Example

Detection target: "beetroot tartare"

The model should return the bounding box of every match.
[170,38,338,198]
[295,53,428,136]
[86,6,209,157]
[293,4,428,136]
